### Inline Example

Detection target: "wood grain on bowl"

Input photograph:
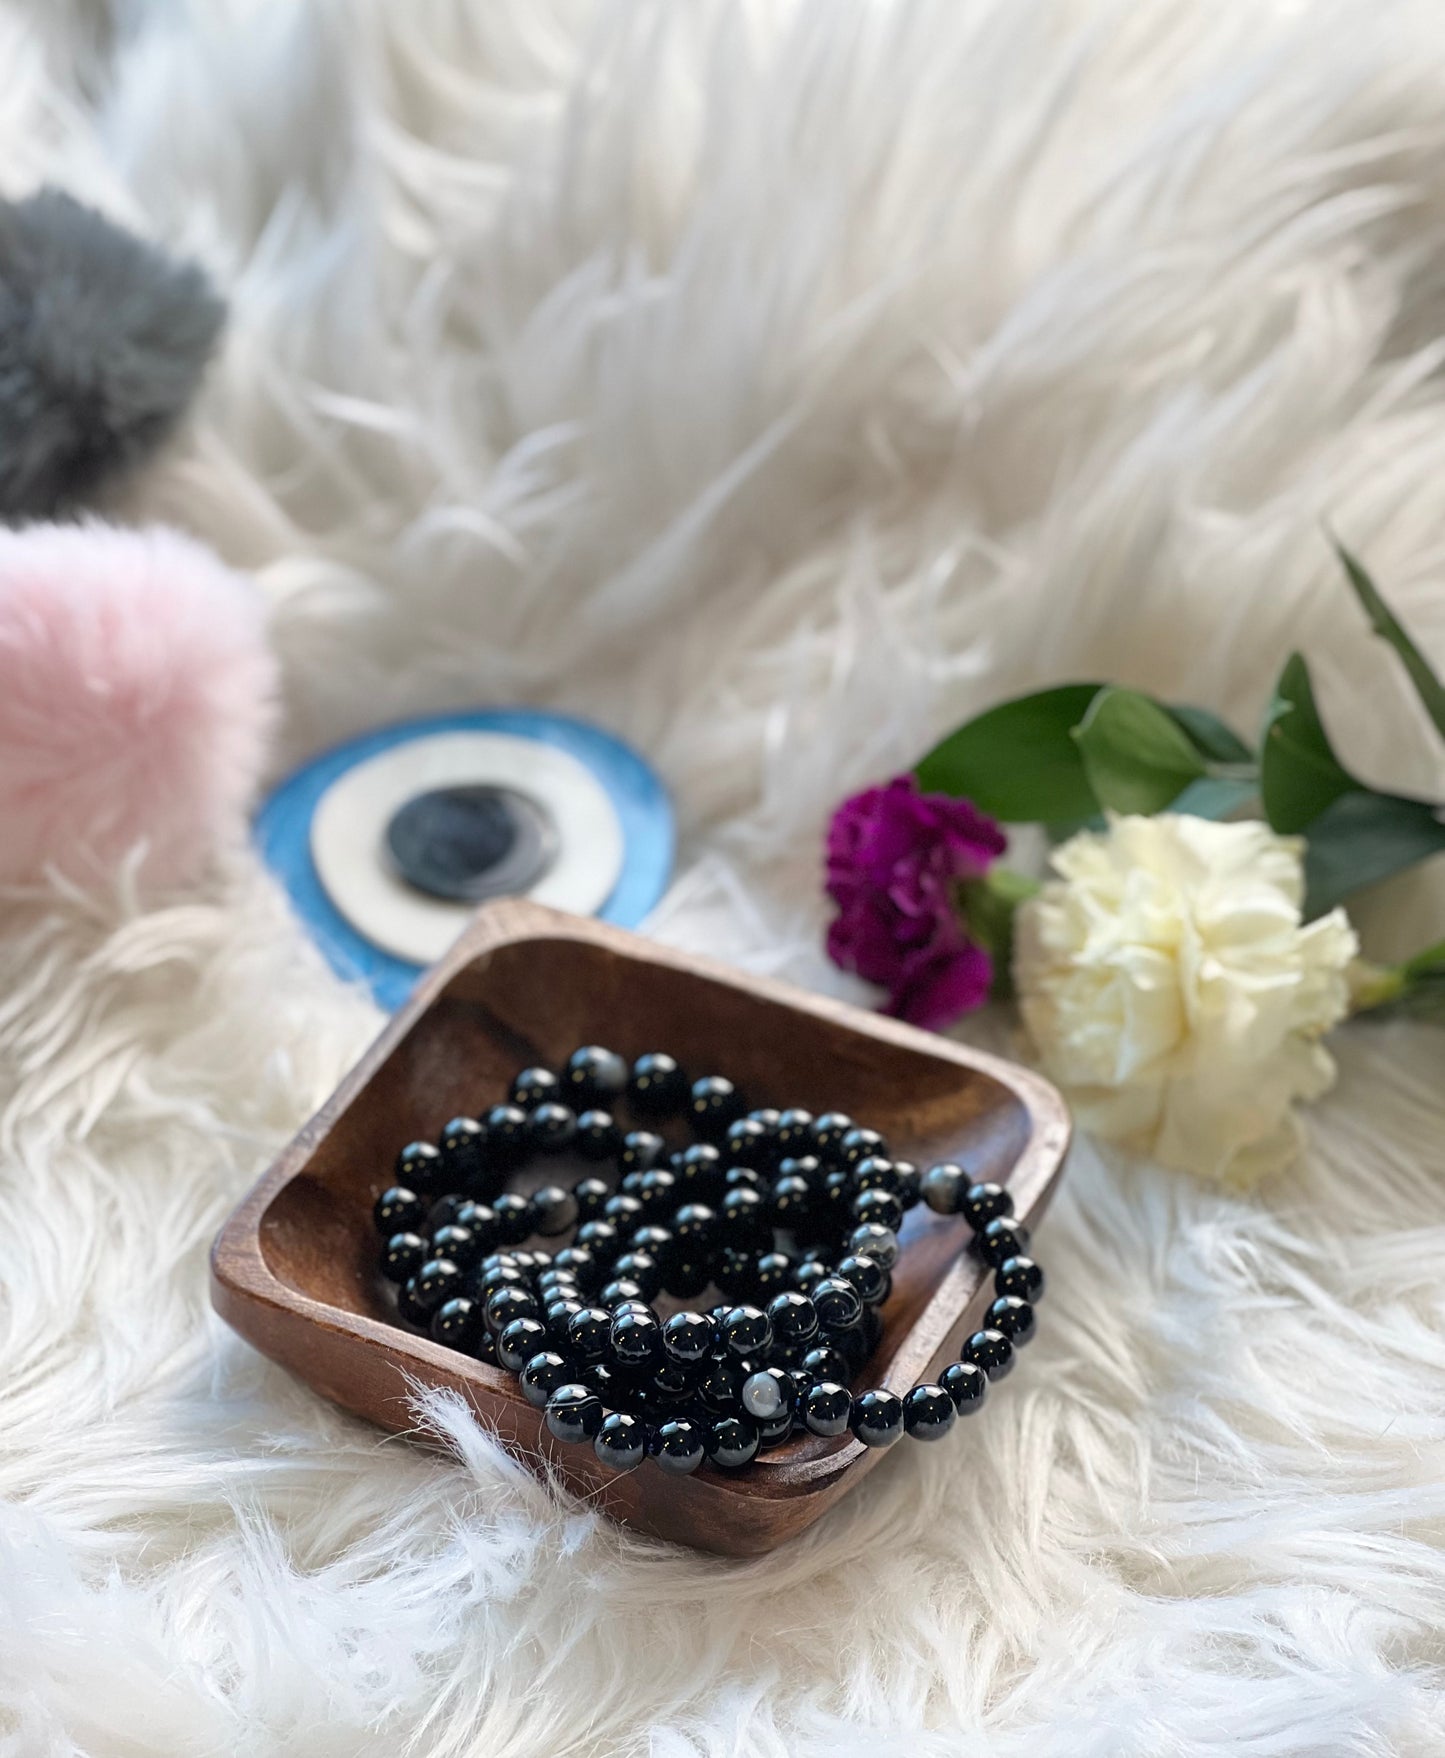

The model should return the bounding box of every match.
[211,900,1070,1555]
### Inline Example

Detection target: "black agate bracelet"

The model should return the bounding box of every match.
[372,1046,1044,1476]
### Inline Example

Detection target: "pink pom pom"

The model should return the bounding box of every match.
[0,522,276,888]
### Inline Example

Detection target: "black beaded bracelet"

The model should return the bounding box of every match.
[372,1045,1043,1476]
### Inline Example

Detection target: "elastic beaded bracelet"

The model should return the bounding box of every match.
[372,1045,1044,1476]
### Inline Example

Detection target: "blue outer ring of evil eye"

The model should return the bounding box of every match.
[254,709,674,1010]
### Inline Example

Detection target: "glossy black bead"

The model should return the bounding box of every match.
[592,1410,646,1470]
[774,1108,815,1155]
[536,1266,580,1301]
[792,1258,831,1296]
[544,1296,586,1341]
[752,1251,796,1298]
[714,1246,755,1300]
[426,1192,470,1234]
[852,1187,903,1233]
[470,1258,527,1301]
[561,1044,628,1110]
[995,1254,1045,1302]
[770,1174,812,1227]
[613,1249,664,1301]
[662,1310,715,1366]
[649,1416,706,1475]
[767,1291,819,1347]
[396,1139,444,1192]
[745,1108,783,1169]
[430,1222,483,1270]
[802,1381,852,1437]
[497,1315,549,1371]
[529,1183,578,1237]
[978,1215,1030,1266]
[961,1181,1014,1230]
[485,1284,539,1333]
[527,1101,577,1154]
[848,1221,899,1270]
[987,1295,1036,1344]
[618,1130,667,1176]
[411,1256,464,1312]
[705,1414,760,1470]
[473,1326,499,1366]
[675,1202,717,1258]
[545,1383,603,1443]
[650,1360,701,1405]
[437,1115,488,1188]
[920,1161,964,1215]
[610,1306,663,1368]
[509,1066,559,1109]
[520,1350,574,1409]
[851,1388,905,1447]
[374,1186,427,1237]
[962,1326,1015,1379]
[819,1166,853,1223]
[697,1357,747,1415]
[671,1142,723,1198]
[629,1223,675,1271]
[635,1166,678,1218]
[723,1116,771,1170]
[380,1230,428,1282]
[903,1383,956,1442]
[723,1165,763,1193]
[800,1344,850,1385]
[836,1252,888,1305]
[551,1243,597,1288]
[598,1278,644,1310]
[840,1126,888,1168]
[571,1177,611,1222]
[719,1185,767,1247]
[688,1075,746,1143]
[720,1304,772,1361]
[603,1192,644,1231]
[668,1258,711,1298]
[807,1111,854,1160]
[575,1218,620,1256]
[484,1103,529,1167]
[566,1305,614,1363]
[740,1366,795,1423]
[491,1191,532,1245]
[429,1296,484,1352]
[574,1109,622,1162]
[628,1052,690,1120]
[940,1359,988,1414]
[850,1155,900,1197]
[450,1199,498,1245]
[396,1280,433,1329]
[812,1275,864,1331]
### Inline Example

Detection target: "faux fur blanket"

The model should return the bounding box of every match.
[3,3,1445,1754]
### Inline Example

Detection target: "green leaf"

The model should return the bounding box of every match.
[1166,704,1255,766]
[915,683,1103,822]
[1260,653,1357,833]
[1169,776,1258,821]
[1302,789,1445,918]
[1071,687,1207,815]
[1335,541,1445,744]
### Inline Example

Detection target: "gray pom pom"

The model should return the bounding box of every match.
[0,188,226,520]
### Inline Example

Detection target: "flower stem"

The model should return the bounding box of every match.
[1350,937,1445,1022]
[958,868,1041,1001]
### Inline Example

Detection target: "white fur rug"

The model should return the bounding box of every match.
[4,3,1445,1753]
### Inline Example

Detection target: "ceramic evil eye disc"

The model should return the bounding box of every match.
[311,732,625,966]
[255,710,673,1011]
[385,784,558,902]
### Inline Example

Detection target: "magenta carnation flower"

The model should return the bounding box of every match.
[825,775,1007,1031]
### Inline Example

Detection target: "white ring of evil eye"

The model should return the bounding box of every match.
[310,731,624,963]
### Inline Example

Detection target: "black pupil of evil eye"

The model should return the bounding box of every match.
[385,784,557,902]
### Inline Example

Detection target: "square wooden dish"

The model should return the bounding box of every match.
[211,899,1070,1555]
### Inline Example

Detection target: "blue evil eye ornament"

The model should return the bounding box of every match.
[255,711,673,1009]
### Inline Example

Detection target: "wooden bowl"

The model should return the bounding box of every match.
[211,899,1070,1555]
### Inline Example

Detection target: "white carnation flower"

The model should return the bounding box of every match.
[1014,814,1357,1187]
